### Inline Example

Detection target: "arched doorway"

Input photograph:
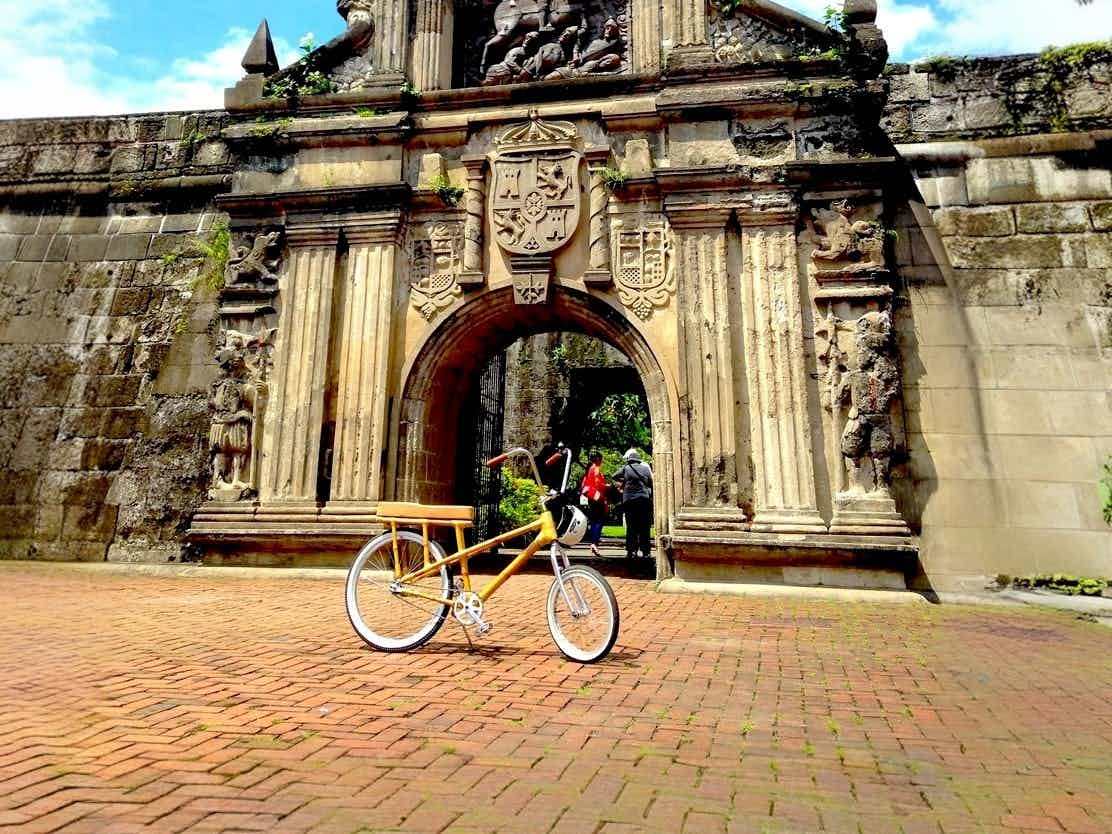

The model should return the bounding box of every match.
[391,285,677,578]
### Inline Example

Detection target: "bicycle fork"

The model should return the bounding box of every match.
[550,544,591,616]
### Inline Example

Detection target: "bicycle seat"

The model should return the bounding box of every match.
[377,502,475,525]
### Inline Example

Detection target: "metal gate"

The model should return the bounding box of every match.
[458,350,506,543]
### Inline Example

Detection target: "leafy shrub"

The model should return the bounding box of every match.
[498,470,544,533]
[1011,574,1107,597]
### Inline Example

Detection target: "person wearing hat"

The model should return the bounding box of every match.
[614,448,653,560]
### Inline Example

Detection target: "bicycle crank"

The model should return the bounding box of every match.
[452,591,492,635]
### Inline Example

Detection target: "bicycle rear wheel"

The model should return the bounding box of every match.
[346,531,450,652]
[546,565,619,663]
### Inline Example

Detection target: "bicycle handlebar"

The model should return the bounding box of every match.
[486,453,509,467]
[545,451,566,467]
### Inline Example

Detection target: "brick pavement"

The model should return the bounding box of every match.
[0,563,1109,834]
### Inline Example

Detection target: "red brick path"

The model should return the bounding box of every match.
[0,564,1109,834]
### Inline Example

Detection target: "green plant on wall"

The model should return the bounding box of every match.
[265,34,338,99]
[165,222,232,335]
[430,174,465,207]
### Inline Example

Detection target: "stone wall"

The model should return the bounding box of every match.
[883,50,1112,143]
[0,113,233,562]
[893,130,1111,590]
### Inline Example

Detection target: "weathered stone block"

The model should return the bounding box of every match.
[0,235,17,260]
[961,96,1008,130]
[62,503,119,541]
[31,146,77,175]
[1014,204,1091,233]
[68,235,111,262]
[44,236,70,262]
[944,235,1062,269]
[968,157,1112,205]
[16,235,52,261]
[110,288,151,317]
[1090,202,1112,231]
[80,439,129,471]
[105,235,152,261]
[58,407,104,439]
[103,407,147,438]
[110,147,145,173]
[934,206,1014,237]
[148,234,187,258]
[73,145,112,175]
[160,214,204,234]
[118,216,163,235]
[1083,234,1112,267]
[90,375,142,407]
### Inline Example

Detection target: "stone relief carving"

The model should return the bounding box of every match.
[612,218,675,320]
[225,231,282,287]
[457,0,629,87]
[816,309,901,498]
[409,223,464,320]
[490,113,584,305]
[708,0,825,63]
[490,115,582,257]
[809,200,886,278]
[208,328,275,502]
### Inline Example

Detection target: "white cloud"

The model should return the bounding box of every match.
[782,0,1112,62]
[0,1,297,119]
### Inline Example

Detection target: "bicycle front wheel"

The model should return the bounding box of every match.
[546,566,619,663]
[346,530,451,652]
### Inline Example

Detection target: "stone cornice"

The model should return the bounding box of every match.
[284,225,342,247]
[663,204,734,230]
[216,183,411,219]
[344,210,404,246]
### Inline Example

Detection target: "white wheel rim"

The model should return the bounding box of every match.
[346,532,448,650]
[547,569,614,662]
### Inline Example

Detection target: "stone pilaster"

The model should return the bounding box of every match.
[370,0,408,80]
[669,207,745,518]
[257,226,340,505]
[740,214,826,533]
[584,146,613,286]
[631,0,663,73]
[664,0,713,66]
[459,155,488,286]
[328,213,403,507]
[411,0,451,91]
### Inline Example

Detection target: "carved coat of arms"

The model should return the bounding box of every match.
[490,152,581,255]
[613,219,675,320]
[410,224,463,320]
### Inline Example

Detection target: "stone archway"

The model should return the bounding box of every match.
[391,284,678,578]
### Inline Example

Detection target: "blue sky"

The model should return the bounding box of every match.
[1,0,1109,118]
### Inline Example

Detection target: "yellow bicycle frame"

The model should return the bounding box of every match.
[379,511,558,607]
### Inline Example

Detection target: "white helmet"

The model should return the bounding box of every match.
[555,505,589,546]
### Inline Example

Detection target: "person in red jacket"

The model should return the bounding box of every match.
[580,450,609,557]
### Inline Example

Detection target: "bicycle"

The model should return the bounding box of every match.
[345,445,620,663]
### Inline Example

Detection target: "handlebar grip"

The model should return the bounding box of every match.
[486,453,509,467]
[545,451,565,466]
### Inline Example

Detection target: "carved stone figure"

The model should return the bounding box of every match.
[544,19,623,79]
[810,200,885,275]
[336,0,375,46]
[529,26,579,80]
[225,231,282,287]
[483,32,542,85]
[480,0,588,73]
[829,311,900,494]
[208,329,274,501]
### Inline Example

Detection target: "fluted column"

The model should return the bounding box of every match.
[411,0,451,90]
[665,0,709,49]
[371,0,408,78]
[669,207,744,518]
[459,155,487,286]
[631,0,663,73]
[258,226,340,505]
[740,214,826,533]
[328,213,402,506]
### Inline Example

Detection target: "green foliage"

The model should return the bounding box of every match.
[915,55,963,82]
[600,167,628,192]
[400,81,421,105]
[1039,40,1112,71]
[822,5,846,34]
[264,36,338,100]
[999,40,1111,135]
[498,470,544,533]
[354,106,378,118]
[715,0,753,15]
[1011,574,1107,596]
[548,343,570,375]
[582,393,653,458]
[430,173,465,207]
[1101,459,1112,525]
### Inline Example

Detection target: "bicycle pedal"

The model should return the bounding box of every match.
[477,622,493,636]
